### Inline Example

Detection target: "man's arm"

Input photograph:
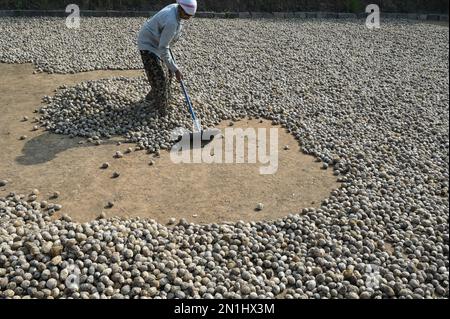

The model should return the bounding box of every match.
[172,27,182,45]
[159,23,179,73]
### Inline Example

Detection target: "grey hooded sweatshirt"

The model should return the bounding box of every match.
[137,4,183,72]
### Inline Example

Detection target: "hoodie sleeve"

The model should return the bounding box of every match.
[158,22,179,73]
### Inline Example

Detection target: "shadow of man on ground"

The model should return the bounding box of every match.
[15,132,121,165]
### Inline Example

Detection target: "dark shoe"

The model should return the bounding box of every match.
[142,99,154,110]
[145,92,154,102]
[157,107,167,117]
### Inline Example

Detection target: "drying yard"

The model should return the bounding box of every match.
[0,17,448,299]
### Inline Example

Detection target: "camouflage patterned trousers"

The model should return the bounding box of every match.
[140,50,173,112]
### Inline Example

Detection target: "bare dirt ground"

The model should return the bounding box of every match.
[0,63,339,224]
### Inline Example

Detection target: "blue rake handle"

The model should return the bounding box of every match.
[169,49,202,133]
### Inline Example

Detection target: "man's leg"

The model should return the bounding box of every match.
[140,50,171,115]
[141,51,157,104]
[155,58,173,116]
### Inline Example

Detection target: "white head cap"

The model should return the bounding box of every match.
[177,0,197,16]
